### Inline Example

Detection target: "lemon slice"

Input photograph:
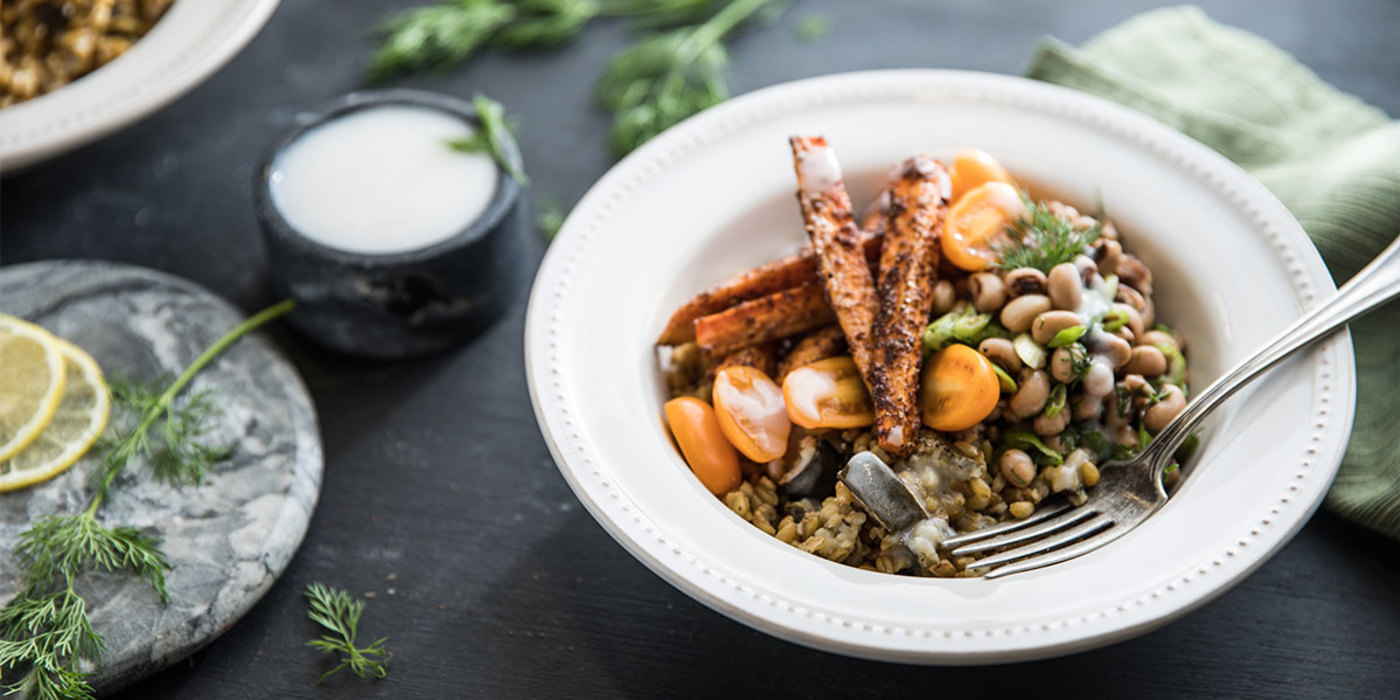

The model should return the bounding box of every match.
[0,338,110,492]
[0,314,67,462]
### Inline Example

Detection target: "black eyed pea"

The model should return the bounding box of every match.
[1115,255,1154,296]
[1144,384,1186,433]
[1073,391,1102,420]
[969,272,1007,313]
[1086,333,1132,370]
[1030,310,1082,345]
[1009,369,1050,418]
[1034,407,1071,437]
[1140,329,1179,352]
[999,448,1036,488]
[1115,284,1148,314]
[1003,267,1048,297]
[1000,294,1052,333]
[1101,220,1119,241]
[931,279,957,315]
[1094,238,1123,277]
[978,337,1022,372]
[1124,345,1168,377]
[1050,345,1084,383]
[1113,325,1136,345]
[1081,359,1116,398]
[1047,262,1083,311]
[1120,373,1149,394]
[1141,295,1156,328]
[1111,302,1146,341]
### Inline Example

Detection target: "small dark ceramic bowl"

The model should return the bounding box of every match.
[254,89,525,360]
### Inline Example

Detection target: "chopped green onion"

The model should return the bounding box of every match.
[980,320,1013,340]
[1138,423,1152,451]
[952,313,991,343]
[1102,274,1119,304]
[1044,383,1067,419]
[1156,342,1188,389]
[1080,429,1112,460]
[1102,308,1131,332]
[1003,430,1063,465]
[1013,333,1046,369]
[991,363,1017,393]
[923,311,960,353]
[1048,324,1087,348]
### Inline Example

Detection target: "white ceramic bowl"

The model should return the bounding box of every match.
[0,0,280,170]
[525,70,1354,663]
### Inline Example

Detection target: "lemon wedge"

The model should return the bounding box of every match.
[0,313,67,462]
[0,338,111,492]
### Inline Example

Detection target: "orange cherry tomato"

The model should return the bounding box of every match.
[712,366,792,463]
[941,181,1027,272]
[950,149,1013,203]
[919,344,1000,432]
[664,397,742,494]
[782,357,874,429]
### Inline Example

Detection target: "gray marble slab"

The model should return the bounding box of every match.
[0,260,322,694]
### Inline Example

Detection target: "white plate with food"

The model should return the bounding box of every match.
[524,70,1352,663]
[0,0,280,170]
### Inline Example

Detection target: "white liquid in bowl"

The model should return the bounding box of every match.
[269,105,499,255]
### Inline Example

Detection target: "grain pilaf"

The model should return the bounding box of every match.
[0,0,175,107]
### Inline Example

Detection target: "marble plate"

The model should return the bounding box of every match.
[0,260,321,692]
[525,70,1353,663]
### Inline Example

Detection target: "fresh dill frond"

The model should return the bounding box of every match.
[17,515,171,601]
[371,0,516,81]
[493,0,600,48]
[996,194,1102,273]
[537,200,566,240]
[449,94,530,186]
[304,584,391,683]
[98,379,232,494]
[794,13,831,42]
[0,586,102,700]
[597,0,786,155]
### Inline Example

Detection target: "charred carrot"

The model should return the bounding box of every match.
[694,283,835,356]
[776,325,847,380]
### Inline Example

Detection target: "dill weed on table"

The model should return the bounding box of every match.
[0,300,293,700]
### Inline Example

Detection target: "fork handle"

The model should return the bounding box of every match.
[1146,235,1400,471]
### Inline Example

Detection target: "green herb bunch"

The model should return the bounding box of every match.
[996,193,1102,273]
[0,300,295,700]
[303,584,391,683]
[448,94,531,185]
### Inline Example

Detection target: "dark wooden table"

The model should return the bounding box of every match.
[4,1,1398,697]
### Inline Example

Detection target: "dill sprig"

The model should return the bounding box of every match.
[996,194,1102,273]
[794,13,831,42]
[448,94,530,186]
[372,0,726,81]
[0,300,295,700]
[597,0,787,155]
[304,584,391,683]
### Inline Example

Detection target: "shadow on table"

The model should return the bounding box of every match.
[465,508,1398,699]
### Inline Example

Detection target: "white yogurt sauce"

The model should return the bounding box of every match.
[269,105,499,255]
[796,145,843,195]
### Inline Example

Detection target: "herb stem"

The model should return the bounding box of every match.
[85,299,296,513]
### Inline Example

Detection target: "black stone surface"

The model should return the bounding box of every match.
[2,1,1397,698]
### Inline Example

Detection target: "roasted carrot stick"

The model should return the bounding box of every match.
[656,236,881,345]
[709,342,779,380]
[694,283,835,356]
[789,136,880,386]
[869,155,952,456]
[777,325,847,380]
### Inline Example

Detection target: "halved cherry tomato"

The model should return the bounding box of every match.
[782,357,874,429]
[712,366,791,463]
[919,344,1000,432]
[950,149,1013,203]
[941,181,1027,272]
[664,397,742,494]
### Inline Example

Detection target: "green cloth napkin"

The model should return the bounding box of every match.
[1026,6,1400,539]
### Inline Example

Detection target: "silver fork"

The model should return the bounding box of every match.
[945,235,1400,579]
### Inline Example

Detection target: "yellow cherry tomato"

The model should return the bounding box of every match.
[941,181,1027,272]
[919,344,1001,432]
[712,366,791,463]
[782,357,874,429]
[664,397,742,494]
[950,149,1013,203]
